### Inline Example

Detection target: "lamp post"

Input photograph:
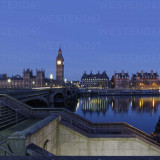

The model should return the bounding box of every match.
[50,74,53,89]
[7,79,11,88]
[64,79,67,87]
[32,81,35,88]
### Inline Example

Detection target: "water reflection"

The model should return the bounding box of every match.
[131,97,158,114]
[75,96,160,134]
[78,96,159,115]
[80,97,109,114]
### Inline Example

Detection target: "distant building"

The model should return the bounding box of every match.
[114,70,129,89]
[81,71,109,89]
[56,48,64,85]
[72,81,80,88]
[0,74,7,80]
[131,70,159,89]
[0,69,46,89]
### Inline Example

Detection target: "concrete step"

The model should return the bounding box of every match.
[0,116,27,131]
[0,112,16,120]
[0,105,27,129]
[0,106,15,111]
[0,109,15,115]
[0,114,17,123]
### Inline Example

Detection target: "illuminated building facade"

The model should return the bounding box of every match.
[81,71,109,89]
[131,70,159,89]
[0,69,46,88]
[72,81,80,88]
[114,70,130,89]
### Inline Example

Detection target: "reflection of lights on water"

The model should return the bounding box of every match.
[139,101,142,108]
[76,102,80,111]
[80,97,160,114]
[153,98,155,108]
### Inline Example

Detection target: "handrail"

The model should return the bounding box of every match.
[0,146,15,156]
[0,140,15,156]
[0,94,33,109]
[60,113,130,134]
[0,140,7,145]
[0,100,19,112]
[122,122,153,139]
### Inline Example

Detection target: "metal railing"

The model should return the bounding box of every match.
[0,140,15,156]
[0,100,19,124]
[0,146,15,156]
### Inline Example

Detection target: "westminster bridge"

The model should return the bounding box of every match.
[0,87,79,108]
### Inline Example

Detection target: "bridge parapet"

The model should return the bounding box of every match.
[6,108,160,156]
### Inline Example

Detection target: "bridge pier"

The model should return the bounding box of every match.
[49,90,54,108]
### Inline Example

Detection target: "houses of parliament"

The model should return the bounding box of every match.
[0,48,64,88]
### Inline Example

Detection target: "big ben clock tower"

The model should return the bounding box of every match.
[56,48,64,84]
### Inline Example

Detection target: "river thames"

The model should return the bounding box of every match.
[75,96,160,134]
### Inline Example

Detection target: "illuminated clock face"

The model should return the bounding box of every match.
[57,60,61,65]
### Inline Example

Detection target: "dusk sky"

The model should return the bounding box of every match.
[1,0,160,80]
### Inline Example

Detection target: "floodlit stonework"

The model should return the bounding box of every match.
[7,114,160,156]
[56,124,160,156]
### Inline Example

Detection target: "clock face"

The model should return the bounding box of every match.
[57,60,61,65]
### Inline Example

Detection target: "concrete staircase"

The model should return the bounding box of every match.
[0,105,27,130]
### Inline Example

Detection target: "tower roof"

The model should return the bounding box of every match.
[58,48,62,55]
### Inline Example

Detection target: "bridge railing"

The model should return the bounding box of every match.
[0,94,33,118]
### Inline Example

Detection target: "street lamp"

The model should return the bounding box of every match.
[7,79,11,88]
[50,74,53,89]
[65,79,67,83]
[32,81,35,88]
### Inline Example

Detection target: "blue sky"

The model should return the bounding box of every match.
[0,0,160,80]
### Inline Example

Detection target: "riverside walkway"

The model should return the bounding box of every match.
[81,89,160,96]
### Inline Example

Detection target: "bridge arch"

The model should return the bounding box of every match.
[23,97,49,108]
[54,92,64,99]
[67,90,71,95]
[53,92,65,108]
